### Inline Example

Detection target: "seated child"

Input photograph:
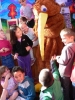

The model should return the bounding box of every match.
[39,59,64,100]
[0,29,14,70]
[0,66,18,100]
[19,22,39,66]
[12,66,36,100]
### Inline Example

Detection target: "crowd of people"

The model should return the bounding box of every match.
[0,0,75,100]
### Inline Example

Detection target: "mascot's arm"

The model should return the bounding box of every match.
[38,13,48,61]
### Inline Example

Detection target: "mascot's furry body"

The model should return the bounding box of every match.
[32,0,65,78]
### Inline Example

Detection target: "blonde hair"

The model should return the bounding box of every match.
[60,28,75,37]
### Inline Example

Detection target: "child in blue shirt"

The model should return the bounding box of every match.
[12,66,36,100]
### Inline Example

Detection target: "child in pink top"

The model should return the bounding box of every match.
[0,29,14,70]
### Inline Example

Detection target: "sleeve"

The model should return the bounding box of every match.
[20,6,24,17]
[25,78,35,100]
[25,35,33,47]
[43,97,51,100]
[50,60,60,80]
[12,44,18,54]
[56,47,71,65]
[40,91,51,100]
[7,41,12,52]
[65,0,73,7]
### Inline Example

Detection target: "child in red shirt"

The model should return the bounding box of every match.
[0,29,14,70]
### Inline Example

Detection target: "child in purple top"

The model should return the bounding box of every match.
[0,66,18,100]
[0,29,14,70]
[19,0,35,28]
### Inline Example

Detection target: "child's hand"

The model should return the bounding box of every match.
[0,48,5,53]
[26,46,31,51]
[0,48,9,53]
[51,55,56,61]
[4,48,9,52]
[6,73,11,79]
[14,53,18,59]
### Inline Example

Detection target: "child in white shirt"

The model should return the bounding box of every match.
[19,22,38,66]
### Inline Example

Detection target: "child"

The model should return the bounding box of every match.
[0,66,18,100]
[39,59,63,100]
[19,0,35,28]
[12,66,36,100]
[9,25,33,78]
[0,29,14,70]
[55,0,72,28]
[70,1,75,30]
[53,28,75,100]
[19,22,39,66]
[70,58,75,100]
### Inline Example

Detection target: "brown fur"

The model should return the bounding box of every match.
[32,0,65,80]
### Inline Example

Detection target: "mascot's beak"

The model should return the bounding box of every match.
[38,13,48,61]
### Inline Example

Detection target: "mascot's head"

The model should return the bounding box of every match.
[33,0,61,61]
[33,0,60,19]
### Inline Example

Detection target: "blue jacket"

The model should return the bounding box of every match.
[18,76,36,100]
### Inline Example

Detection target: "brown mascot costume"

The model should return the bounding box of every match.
[32,0,65,80]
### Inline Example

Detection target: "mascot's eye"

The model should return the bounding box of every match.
[41,5,47,12]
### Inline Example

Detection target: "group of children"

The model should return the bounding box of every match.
[38,28,75,100]
[0,25,36,100]
[0,28,75,100]
[0,0,75,100]
[0,0,38,99]
[53,28,75,100]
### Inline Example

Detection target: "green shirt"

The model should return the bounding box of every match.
[40,62,64,100]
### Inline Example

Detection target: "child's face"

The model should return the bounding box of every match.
[21,23,29,33]
[13,71,25,83]
[15,27,22,39]
[0,30,6,39]
[19,0,26,6]
[60,34,74,45]
[2,68,10,78]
